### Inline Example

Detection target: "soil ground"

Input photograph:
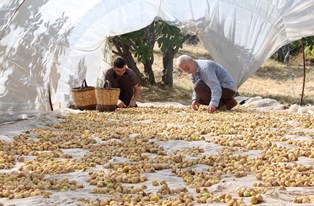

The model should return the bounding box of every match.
[140,44,314,106]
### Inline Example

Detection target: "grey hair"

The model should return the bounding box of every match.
[176,54,192,67]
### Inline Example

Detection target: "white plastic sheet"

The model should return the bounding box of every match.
[1,0,314,122]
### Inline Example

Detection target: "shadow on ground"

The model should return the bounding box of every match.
[139,84,191,104]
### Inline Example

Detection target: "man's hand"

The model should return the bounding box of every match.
[128,100,137,107]
[207,105,217,113]
[191,100,200,110]
[117,99,127,108]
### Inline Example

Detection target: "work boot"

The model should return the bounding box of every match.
[218,104,227,111]
[225,98,238,110]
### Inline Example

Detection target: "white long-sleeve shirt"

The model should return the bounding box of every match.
[191,60,237,107]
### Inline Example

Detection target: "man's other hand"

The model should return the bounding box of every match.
[192,100,200,110]
[207,105,217,113]
[117,100,127,108]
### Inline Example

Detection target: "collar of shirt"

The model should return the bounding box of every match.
[195,64,201,76]
[113,69,129,78]
[192,63,201,82]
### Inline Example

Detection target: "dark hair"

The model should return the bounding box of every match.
[113,57,127,68]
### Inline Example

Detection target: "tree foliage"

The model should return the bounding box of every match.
[111,23,156,85]
[110,20,189,87]
[273,36,314,62]
[155,20,189,87]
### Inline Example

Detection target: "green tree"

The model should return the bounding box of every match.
[155,21,190,87]
[304,36,314,61]
[111,20,189,87]
[111,23,156,85]
[273,36,314,62]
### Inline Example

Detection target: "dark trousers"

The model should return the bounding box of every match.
[117,75,134,106]
[194,80,236,108]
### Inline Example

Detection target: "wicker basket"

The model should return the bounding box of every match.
[71,79,97,110]
[95,81,120,112]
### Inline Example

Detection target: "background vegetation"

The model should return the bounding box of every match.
[110,21,314,106]
[138,43,314,106]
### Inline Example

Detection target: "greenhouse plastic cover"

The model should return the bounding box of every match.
[1,0,314,123]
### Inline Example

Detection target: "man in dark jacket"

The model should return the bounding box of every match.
[105,57,140,108]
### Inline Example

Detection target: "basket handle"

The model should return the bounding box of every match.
[81,79,88,88]
[104,80,111,89]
